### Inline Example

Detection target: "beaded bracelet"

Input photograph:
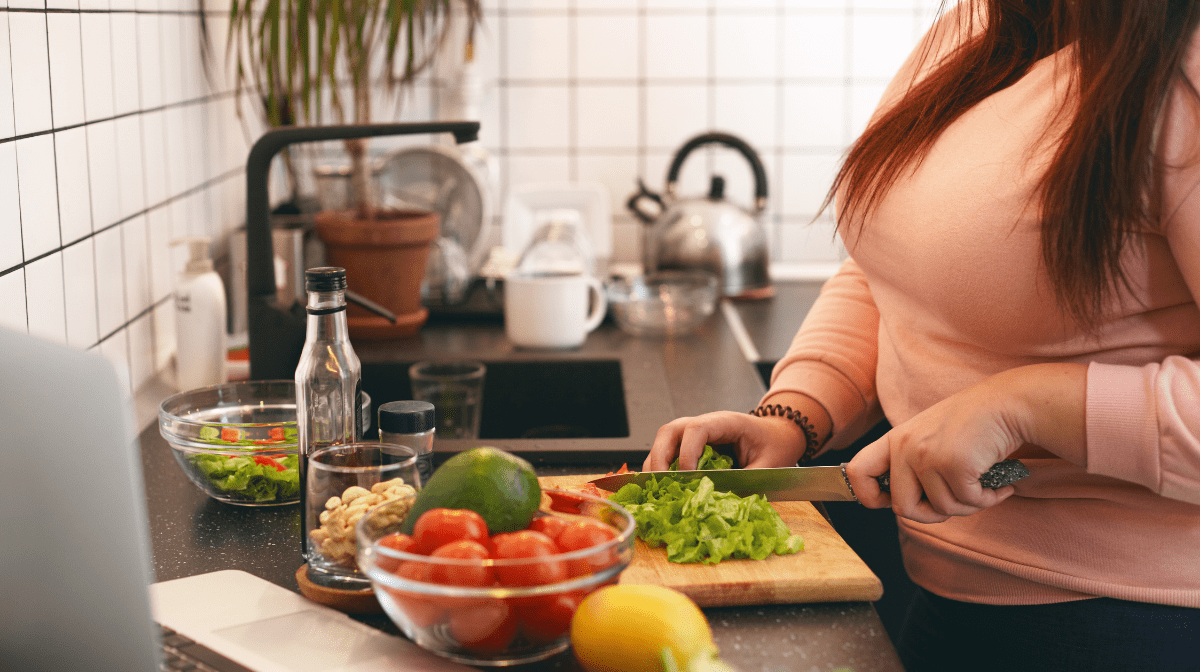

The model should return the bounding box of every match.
[749,404,823,462]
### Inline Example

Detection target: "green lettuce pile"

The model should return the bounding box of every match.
[610,446,804,564]
[189,454,300,503]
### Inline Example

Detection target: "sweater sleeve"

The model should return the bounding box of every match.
[1085,44,1200,505]
[761,258,883,454]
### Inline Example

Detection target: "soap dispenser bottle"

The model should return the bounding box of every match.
[172,237,227,390]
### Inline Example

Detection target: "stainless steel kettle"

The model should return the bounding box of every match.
[628,132,773,299]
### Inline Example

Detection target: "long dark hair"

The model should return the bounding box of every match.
[828,0,1200,327]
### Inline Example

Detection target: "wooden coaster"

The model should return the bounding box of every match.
[295,564,383,614]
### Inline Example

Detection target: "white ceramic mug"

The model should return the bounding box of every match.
[504,271,607,349]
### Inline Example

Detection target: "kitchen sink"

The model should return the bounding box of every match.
[360,359,630,441]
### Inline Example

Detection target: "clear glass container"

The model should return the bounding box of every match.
[515,209,595,277]
[158,380,374,507]
[305,442,420,589]
[356,489,636,666]
[408,361,486,439]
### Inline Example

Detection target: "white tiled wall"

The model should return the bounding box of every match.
[1,0,941,398]
[0,0,256,395]
[470,0,942,266]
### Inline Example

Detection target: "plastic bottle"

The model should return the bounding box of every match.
[294,267,362,566]
[172,237,227,390]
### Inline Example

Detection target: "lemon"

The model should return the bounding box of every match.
[571,585,731,672]
[400,446,540,534]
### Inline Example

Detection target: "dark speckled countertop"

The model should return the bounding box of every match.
[139,280,904,672]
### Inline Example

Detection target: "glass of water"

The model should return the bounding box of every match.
[408,360,486,439]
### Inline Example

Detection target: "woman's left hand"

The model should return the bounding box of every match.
[844,363,1087,524]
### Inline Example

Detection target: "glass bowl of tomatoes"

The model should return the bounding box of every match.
[158,380,370,507]
[355,489,637,666]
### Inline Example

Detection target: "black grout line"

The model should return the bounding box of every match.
[94,291,170,349]
[500,76,892,85]
[0,89,240,145]
[6,8,28,303]
[567,0,577,182]
[774,0,785,261]
[1,7,216,16]
[636,0,646,182]
[77,6,103,346]
[497,1,509,201]
[105,3,133,372]
[0,166,243,279]
[705,0,715,175]
[137,7,161,376]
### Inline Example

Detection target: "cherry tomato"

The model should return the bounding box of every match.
[386,561,445,628]
[220,427,242,442]
[252,455,285,471]
[528,515,569,542]
[448,601,518,653]
[429,540,494,587]
[557,520,619,577]
[544,491,586,514]
[557,519,618,552]
[545,484,603,513]
[374,532,415,572]
[515,591,581,645]
[605,463,630,476]
[412,508,489,554]
[491,530,567,586]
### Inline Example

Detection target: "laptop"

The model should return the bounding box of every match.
[0,327,469,672]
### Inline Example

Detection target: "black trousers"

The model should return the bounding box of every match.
[897,586,1200,672]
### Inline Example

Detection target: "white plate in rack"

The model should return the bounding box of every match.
[502,181,612,261]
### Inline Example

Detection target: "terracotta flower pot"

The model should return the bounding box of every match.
[314,208,439,339]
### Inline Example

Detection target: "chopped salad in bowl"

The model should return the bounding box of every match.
[158,380,368,506]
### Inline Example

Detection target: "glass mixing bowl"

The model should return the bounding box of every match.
[158,380,370,506]
[357,490,636,666]
[606,270,720,337]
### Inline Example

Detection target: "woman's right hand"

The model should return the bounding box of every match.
[644,411,814,472]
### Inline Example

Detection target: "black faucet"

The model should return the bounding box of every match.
[245,122,481,380]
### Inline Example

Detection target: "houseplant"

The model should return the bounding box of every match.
[224,0,483,336]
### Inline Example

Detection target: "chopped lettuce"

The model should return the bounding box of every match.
[611,445,803,564]
[189,453,300,503]
[670,444,734,471]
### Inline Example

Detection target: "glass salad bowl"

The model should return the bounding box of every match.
[158,380,370,506]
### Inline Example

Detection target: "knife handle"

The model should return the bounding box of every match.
[861,459,1030,495]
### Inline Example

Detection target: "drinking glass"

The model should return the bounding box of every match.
[408,361,486,439]
[304,442,421,589]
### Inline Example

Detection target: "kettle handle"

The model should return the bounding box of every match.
[626,177,666,224]
[665,132,768,214]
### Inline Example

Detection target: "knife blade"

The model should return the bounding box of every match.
[588,459,1029,503]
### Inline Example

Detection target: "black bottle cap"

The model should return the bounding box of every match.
[305,267,347,292]
[378,400,436,434]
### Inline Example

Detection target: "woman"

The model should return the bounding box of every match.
[646,2,1200,670]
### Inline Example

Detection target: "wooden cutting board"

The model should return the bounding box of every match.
[539,474,882,607]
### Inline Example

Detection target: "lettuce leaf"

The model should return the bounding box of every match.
[189,453,299,503]
[669,444,733,471]
[611,446,803,564]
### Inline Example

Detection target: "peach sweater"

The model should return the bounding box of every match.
[766,13,1200,607]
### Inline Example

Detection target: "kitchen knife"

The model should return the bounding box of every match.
[589,460,1029,503]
